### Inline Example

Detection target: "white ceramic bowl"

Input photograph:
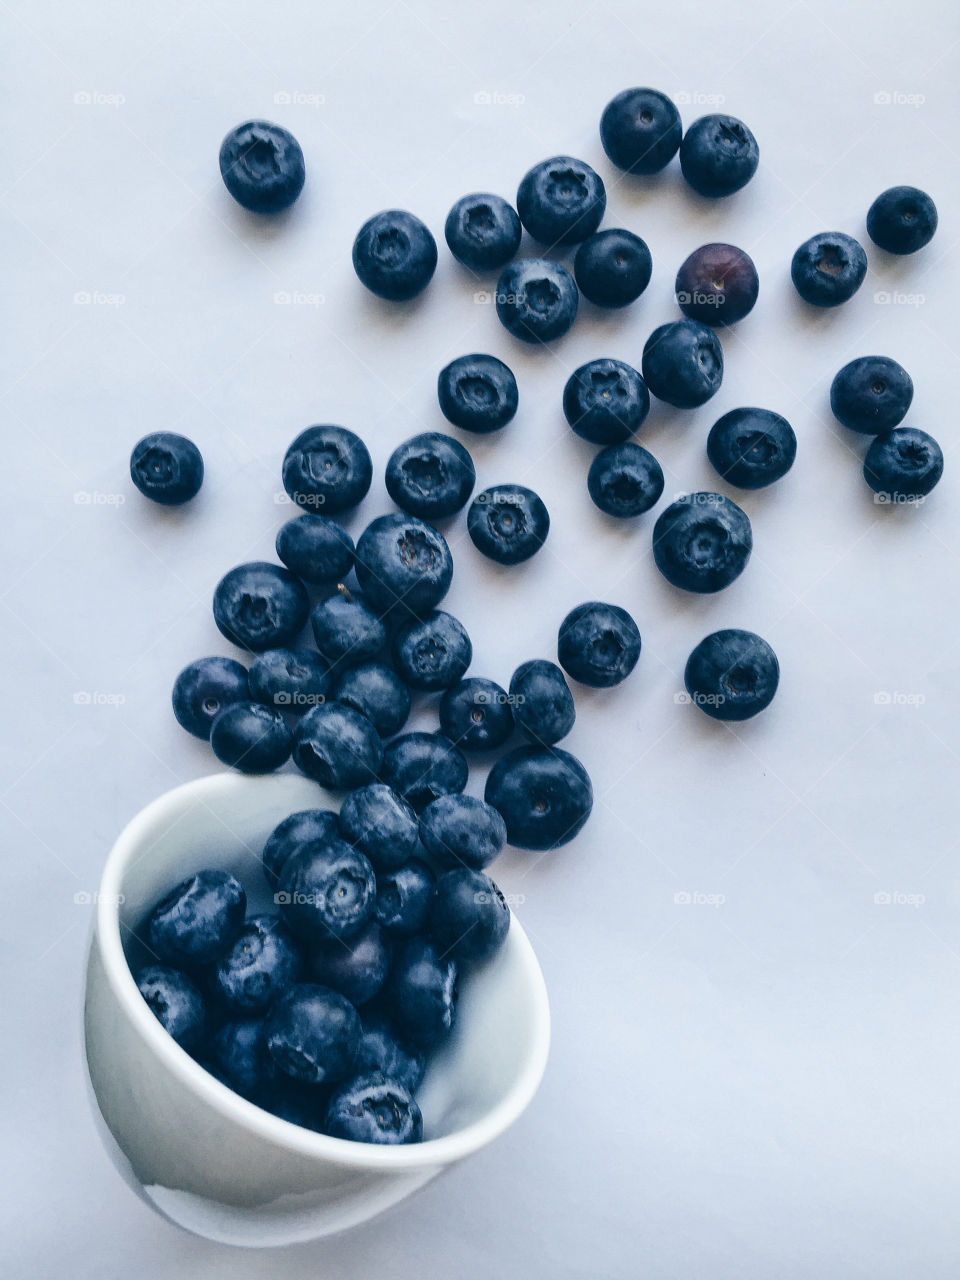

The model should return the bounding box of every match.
[83,772,550,1247]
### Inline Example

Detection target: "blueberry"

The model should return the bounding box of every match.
[863,428,944,501]
[257,1078,329,1131]
[219,120,305,213]
[437,354,519,434]
[261,809,340,889]
[676,243,758,326]
[386,432,475,517]
[516,156,606,245]
[430,869,510,964]
[172,656,249,740]
[310,590,386,671]
[339,783,419,871]
[641,320,723,409]
[333,662,411,738]
[325,1072,423,1144]
[600,87,682,174]
[574,229,653,308]
[791,232,867,307]
[392,611,472,691]
[310,921,390,1007]
[386,937,458,1046]
[509,659,575,745]
[867,185,937,255]
[679,114,759,197]
[292,702,383,790]
[830,357,914,434]
[557,602,641,689]
[652,493,752,593]
[706,408,797,489]
[282,426,373,515]
[562,358,650,444]
[145,870,246,969]
[588,443,664,517]
[445,193,522,271]
[135,965,206,1052]
[485,746,593,850]
[278,838,376,943]
[467,484,549,565]
[213,562,309,653]
[275,514,355,585]
[129,432,203,505]
[379,732,468,812]
[354,514,453,620]
[355,1016,425,1093]
[495,258,579,344]
[374,859,436,934]
[439,677,514,751]
[264,983,361,1085]
[352,210,437,301]
[209,914,303,1015]
[248,648,330,714]
[208,1019,275,1099]
[210,701,292,773]
[419,794,507,870]
[684,629,779,721]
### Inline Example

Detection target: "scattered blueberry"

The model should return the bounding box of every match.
[557,602,641,688]
[439,677,514,751]
[379,732,469,812]
[429,869,510,964]
[310,590,386,671]
[495,258,579,344]
[574,229,653,308]
[437,354,519,434]
[562,358,650,444]
[355,1015,425,1093]
[136,965,206,1052]
[652,493,753,593]
[679,114,759,197]
[863,428,944,501]
[867,185,937,255]
[213,562,309,653]
[419,794,507,870]
[325,1072,423,1144]
[145,869,246,969]
[130,432,203,505]
[445,193,522,271]
[684,629,780,721]
[209,914,303,1015]
[332,662,410,738]
[264,983,361,1085]
[209,1019,275,1099]
[588,442,664,517]
[292,702,383,790]
[509,659,575,745]
[392,611,472,691]
[386,937,458,1046]
[375,860,436,935]
[219,121,305,214]
[467,484,549,564]
[354,514,453,619]
[172,656,249,740]
[275,514,355,585]
[599,87,682,174]
[248,648,330,714]
[706,408,797,488]
[282,425,373,515]
[310,921,390,1007]
[210,701,293,773]
[516,156,606,245]
[339,783,420,872]
[278,838,376,943]
[790,232,867,307]
[261,809,340,889]
[385,432,475,518]
[641,320,723,408]
[675,243,758,326]
[829,356,914,434]
[352,209,437,301]
[485,746,593,850]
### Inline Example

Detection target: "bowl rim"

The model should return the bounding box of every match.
[93,770,551,1172]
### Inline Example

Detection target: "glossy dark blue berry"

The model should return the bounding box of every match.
[374,860,435,934]
[278,838,376,943]
[275,514,355,585]
[136,965,206,1052]
[676,243,758,326]
[496,258,579,344]
[172,656,249,740]
[509,659,575,745]
[563,358,650,444]
[355,1016,425,1093]
[574,229,652,308]
[437,354,519,434]
[863,429,944,501]
[248,648,329,714]
[209,914,303,1015]
[145,869,246,969]
[292,702,383,790]
[588,443,664,517]
[310,921,390,1007]
[867,186,937,255]
[707,408,797,489]
[684,629,779,721]
[310,591,386,671]
[791,233,867,307]
[379,732,468,812]
[430,869,510,964]
[516,156,606,245]
[352,210,437,301]
[325,1072,422,1144]
[354,514,453,620]
[264,983,361,1085]
[439,678,514,751]
[419,794,507,870]
[485,746,593,850]
[679,114,758,197]
[445,193,521,271]
[219,120,305,213]
[261,809,340,889]
[213,561,309,653]
[386,937,458,1046]
[385,432,475,518]
[652,493,752,593]
[339,783,419,872]
[392,611,472,691]
[332,662,410,738]
[642,320,723,409]
[281,426,372,516]
[830,357,913,434]
[558,602,641,688]
[208,1019,275,1099]
[210,701,292,773]
[130,432,203,505]
[600,87,682,174]
[467,484,549,565]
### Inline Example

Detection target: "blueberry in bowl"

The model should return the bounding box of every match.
[444,193,522,271]
[385,432,475,518]
[375,859,436,935]
[563,358,650,444]
[790,232,867,308]
[516,155,606,245]
[352,209,437,301]
[574,229,652,308]
[495,258,579,344]
[652,493,752,593]
[706,408,796,489]
[675,243,759,326]
[437,354,518,434]
[172,656,250,740]
[219,121,305,213]
[282,426,373,515]
[309,921,391,1007]
[684,629,780,721]
[261,808,341,889]
[278,837,377,944]
[587,442,664,517]
[641,320,723,409]
[467,484,549,565]
[145,868,246,969]
[557,601,641,688]
[325,1072,423,1144]
[130,432,204,505]
[679,114,759,197]
[863,428,943,502]
[379,732,468,812]
[866,185,937,255]
[292,701,383,790]
[338,783,420,873]
[599,87,682,174]
[429,870,511,964]
[829,357,913,435]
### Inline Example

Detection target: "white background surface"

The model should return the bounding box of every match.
[3,1,960,1275]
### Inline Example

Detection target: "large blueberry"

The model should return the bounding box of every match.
[867,186,937,255]
[219,120,305,213]
[679,114,759,197]
[588,443,664,517]
[386,937,458,1046]
[557,602,641,688]
[516,156,606,245]
[339,783,420,872]
[496,258,579,344]
[292,702,383,790]
[210,701,292,773]
[325,1072,422,1144]
[145,869,246,969]
[445,193,521,271]
[437,354,519,434]
[642,320,723,409]
[208,914,303,1015]
[379,732,468,812]
[352,209,437,301]
[791,233,867,307]
[574,229,652,308]
[563,358,650,444]
[135,965,206,1052]
[385,432,475,518]
[264,983,361,1085]
[439,677,514,751]
[676,243,758,326]
[172,656,249,740]
[278,838,376,943]
[281,426,372,515]
[600,87,682,174]
[830,357,913,434]
[309,921,390,1007]
[430,869,510,964]
[467,484,549,565]
[213,562,309,653]
[248,648,330,714]
[485,746,593,850]
[333,662,410,738]
[652,493,752,593]
[684,629,780,721]
[509,659,575,745]
[374,860,435,934]
[706,408,797,489]
[261,809,340,889]
[275,514,355,585]
[310,591,386,671]
[392,611,472,691]
[130,432,203,505]
[863,429,944,501]
[354,514,453,620]
[419,794,507,870]
[355,1015,425,1093]
[208,1019,275,1099]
